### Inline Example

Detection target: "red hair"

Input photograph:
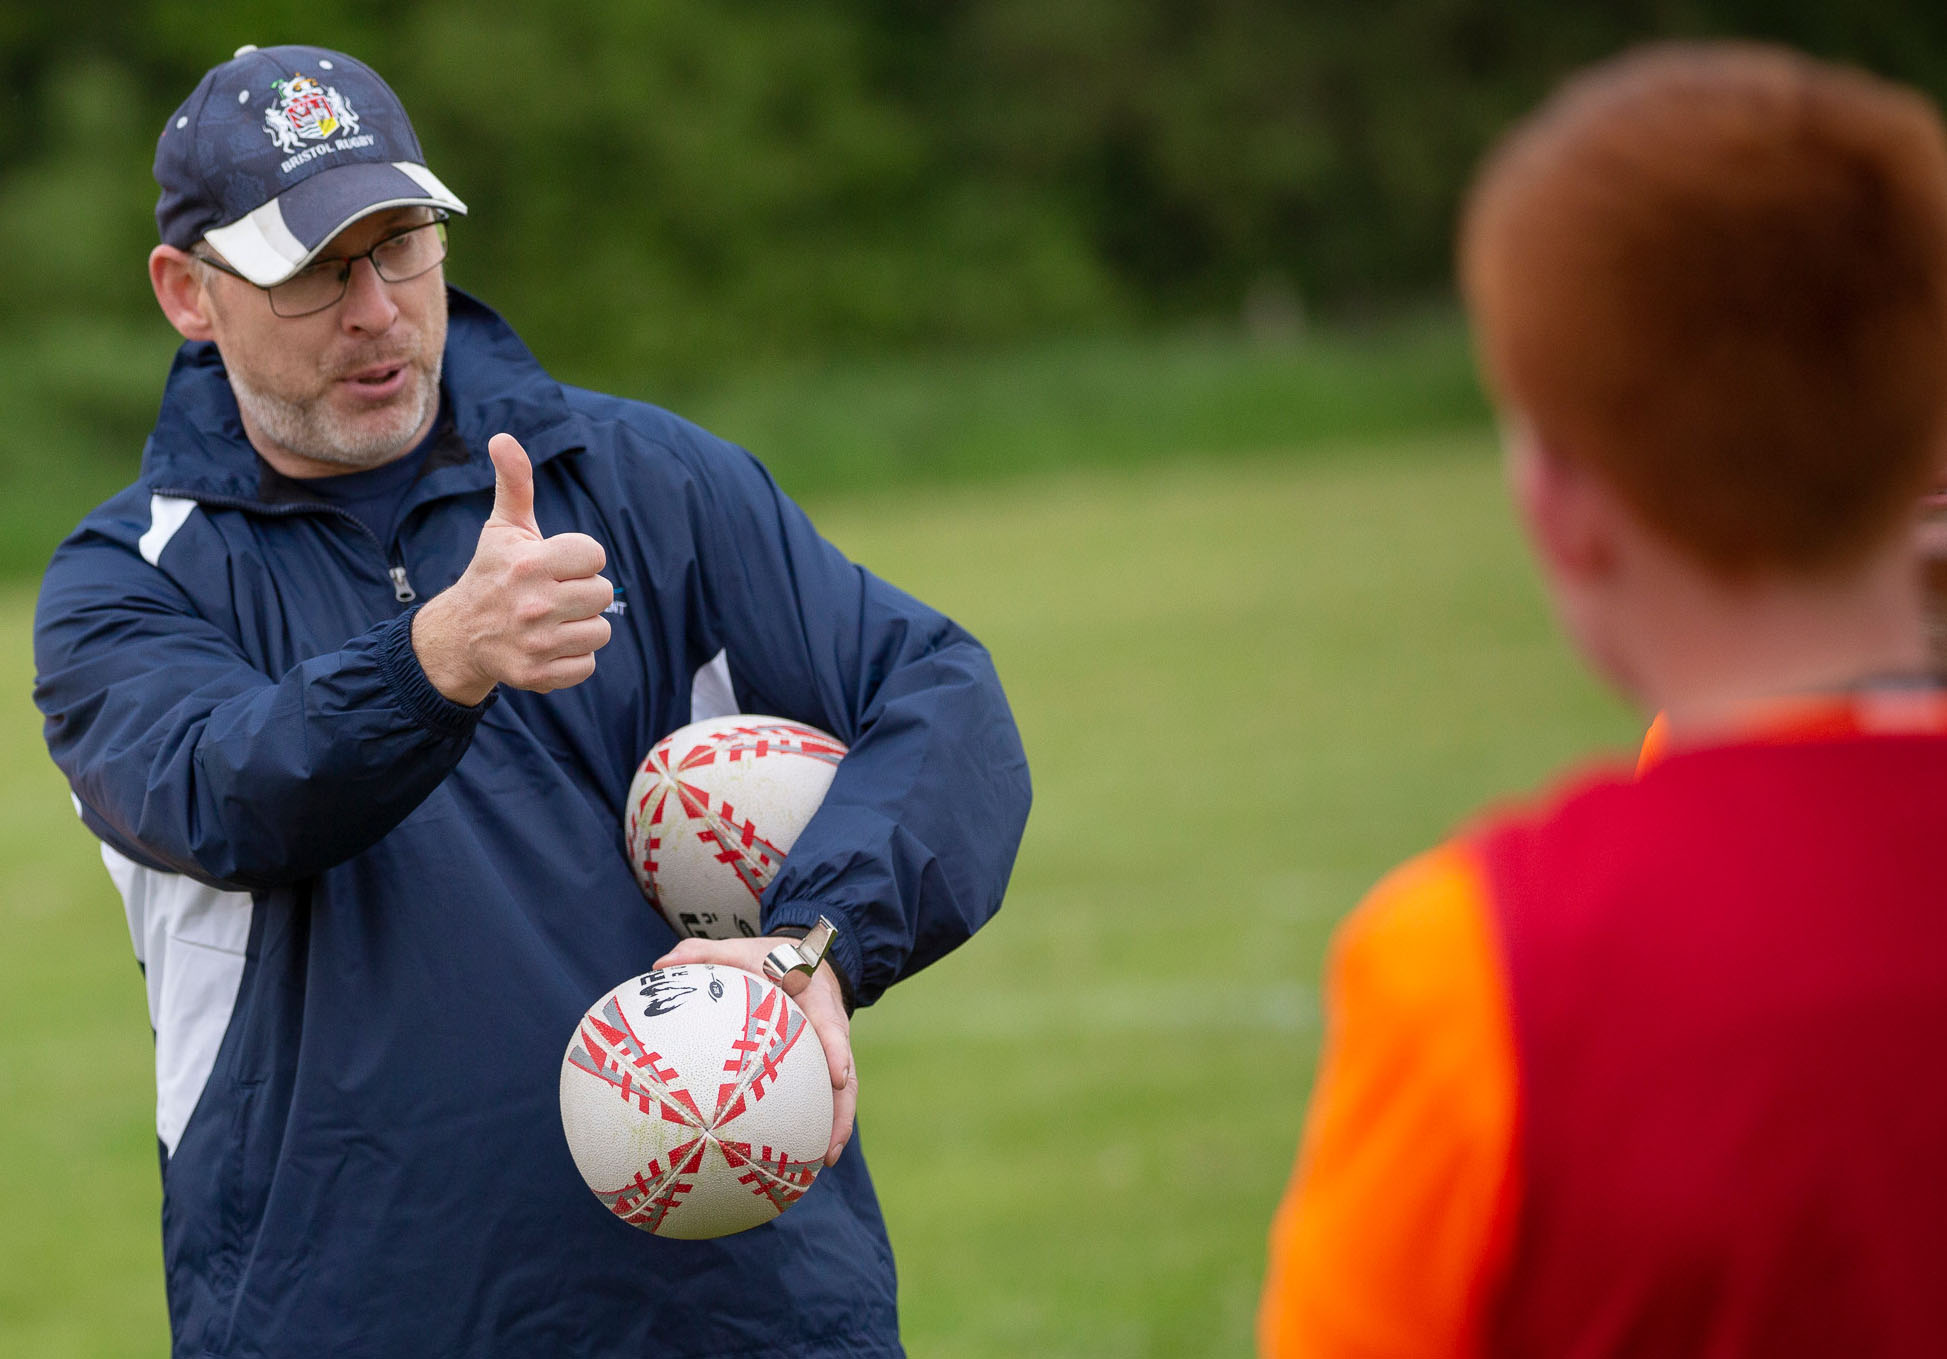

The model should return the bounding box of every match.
[1461,43,1947,575]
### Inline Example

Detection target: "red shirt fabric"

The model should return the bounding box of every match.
[1262,691,1947,1358]
[1482,729,1947,1357]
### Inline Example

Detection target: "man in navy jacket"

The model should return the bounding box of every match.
[33,44,1029,1358]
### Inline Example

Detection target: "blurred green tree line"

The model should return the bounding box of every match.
[7,1,1947,386]
[3,0,1946,466]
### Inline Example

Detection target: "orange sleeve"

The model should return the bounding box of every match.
[1258,842,1520,1359]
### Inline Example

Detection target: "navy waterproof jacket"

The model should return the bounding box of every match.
[34,290,1031,1358]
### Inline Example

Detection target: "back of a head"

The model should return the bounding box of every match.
[1461,43,1947,578]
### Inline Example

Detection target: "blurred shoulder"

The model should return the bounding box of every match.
[1334,841,1502,1008]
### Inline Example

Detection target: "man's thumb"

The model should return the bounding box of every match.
[487,432,540,534]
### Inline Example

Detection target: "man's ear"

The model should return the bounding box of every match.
[150,245,216,342]
[1505,422,1618,587]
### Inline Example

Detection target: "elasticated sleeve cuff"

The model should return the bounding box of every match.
[378,605,498,736]
[766,906,863,1013]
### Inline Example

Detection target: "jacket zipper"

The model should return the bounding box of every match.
[156,488,420,609]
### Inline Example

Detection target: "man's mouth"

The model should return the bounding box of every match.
[338,361,411,398]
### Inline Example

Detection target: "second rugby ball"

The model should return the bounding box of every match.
[625,715,847,938]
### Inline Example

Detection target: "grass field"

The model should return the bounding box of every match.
[0,433,1638,1356]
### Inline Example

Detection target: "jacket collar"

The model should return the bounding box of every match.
[141,287,583,505]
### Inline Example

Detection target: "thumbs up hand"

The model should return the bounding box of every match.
[485,427,545,538]
[412,433,614,705]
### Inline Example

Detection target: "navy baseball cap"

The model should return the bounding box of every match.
[155,44,466,286]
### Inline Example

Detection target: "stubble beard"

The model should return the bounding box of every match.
[228,351,444,472]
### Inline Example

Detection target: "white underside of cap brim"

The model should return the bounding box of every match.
[202,162,468,287]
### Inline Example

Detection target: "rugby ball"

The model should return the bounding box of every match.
[559,964,832,1238]
[626,716,847,939]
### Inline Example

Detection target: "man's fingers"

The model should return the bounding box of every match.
[548,615,612,659]
[541,574,612,624]
[768,964,854,1164]
[487,432,540,536]
[827,1059,859,1166]
[537,531,607,582]
[506,616,606,663]
[652,937,726,972]
[806,993,856,1165]
[524,652,600,693]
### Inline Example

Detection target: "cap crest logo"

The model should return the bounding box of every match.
[263,74,361,154]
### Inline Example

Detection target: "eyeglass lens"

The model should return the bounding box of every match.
[270,221,448,317]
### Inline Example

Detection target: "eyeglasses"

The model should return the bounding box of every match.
[193,213,449,318]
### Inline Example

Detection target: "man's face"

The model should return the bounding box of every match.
[198,207,447,477]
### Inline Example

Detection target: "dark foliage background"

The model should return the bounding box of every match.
[0,0,1942,578]
[8,2,1947,385]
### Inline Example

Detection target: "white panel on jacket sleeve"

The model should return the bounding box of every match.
[98,841,252,1157]
[690,648,738,723]
[138,495,199,567]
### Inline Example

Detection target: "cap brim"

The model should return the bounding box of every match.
[202,160,467,287]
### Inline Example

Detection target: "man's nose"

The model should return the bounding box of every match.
[338,256,399,333]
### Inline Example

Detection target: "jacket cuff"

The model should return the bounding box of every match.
[378,606,497,736]
[767,908,861,1014]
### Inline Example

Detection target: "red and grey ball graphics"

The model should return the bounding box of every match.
[559,964,833,1238]
[626,716,848,939]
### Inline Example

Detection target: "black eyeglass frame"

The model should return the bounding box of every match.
[191,211,451,318]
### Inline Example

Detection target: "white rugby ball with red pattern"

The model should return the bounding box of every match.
[559,963,832,1238]
[626,715,848,939]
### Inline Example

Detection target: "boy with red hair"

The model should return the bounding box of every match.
[1260,43,1947,1357]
